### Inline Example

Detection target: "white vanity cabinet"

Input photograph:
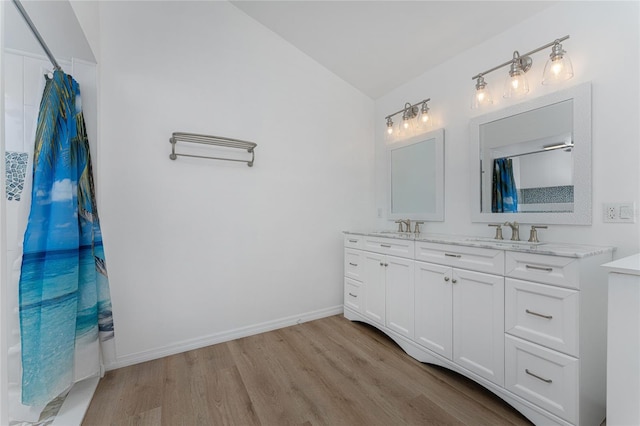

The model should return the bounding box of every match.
[503,251,611,425]
[414,242,505,386]
[603,254,640,426]
[343,232,613,426]
[344,234,415,338]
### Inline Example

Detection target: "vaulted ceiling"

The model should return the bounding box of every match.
[231,1,558,99]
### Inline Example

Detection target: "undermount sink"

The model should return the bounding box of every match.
[465,237,546,246]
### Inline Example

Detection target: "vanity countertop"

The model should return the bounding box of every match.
[602,253,640,275]
[344,230,615,259]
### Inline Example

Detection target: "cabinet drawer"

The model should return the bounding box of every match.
[344,249,363,281]
[415,242,504,275]
[505,335,578,424]
[363,236,414,258]
[505,279,578,356]
[344,234,363,249]
[505,251,579,289]
[344,278,362,313]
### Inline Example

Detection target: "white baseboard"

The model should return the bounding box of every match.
[105,305,343,371]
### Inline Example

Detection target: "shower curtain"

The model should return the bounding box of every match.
[18,70,114,406]
[492,157,518,213]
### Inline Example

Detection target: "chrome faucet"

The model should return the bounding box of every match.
[394,219,411,232]
[504,221,520,241]
[414,221,425,234]
[488,223,503,240]
[528,225,548,243]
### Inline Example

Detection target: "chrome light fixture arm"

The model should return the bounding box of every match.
[385,98,432,137]
[471,35,570,81]
[384,98,431,122]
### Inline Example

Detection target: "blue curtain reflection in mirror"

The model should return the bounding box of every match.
[492,158,518,212]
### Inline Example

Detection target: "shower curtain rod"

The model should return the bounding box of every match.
[12,0,62,71]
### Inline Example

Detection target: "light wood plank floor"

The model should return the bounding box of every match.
[83,315,532,425]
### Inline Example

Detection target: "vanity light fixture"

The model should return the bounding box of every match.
[542,40,574,84]
[504,51,531,98]
[471,35,572,107]
[386,117,394,135]
[385,98,431,139]
[471,75,493,108]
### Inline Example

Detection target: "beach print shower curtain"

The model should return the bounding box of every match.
[18,70,114,406]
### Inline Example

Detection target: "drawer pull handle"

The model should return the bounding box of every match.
[349,262,358,266]
[526,309,553,320]
[445,253,462,258]
[348,293,357,298]
[380,244,392,248]
[526,369,553,384]
[348,239,358,243]
[525,264,553,272]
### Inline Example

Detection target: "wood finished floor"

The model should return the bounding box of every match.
[83,315,532,425]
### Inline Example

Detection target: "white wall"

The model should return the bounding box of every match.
[375,1,640,258]
[97,1,375,368]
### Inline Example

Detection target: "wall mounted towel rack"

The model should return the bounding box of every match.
[169,132,257,167]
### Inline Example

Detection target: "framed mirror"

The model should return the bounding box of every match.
[470,83,591,225]
[388,128,444,221]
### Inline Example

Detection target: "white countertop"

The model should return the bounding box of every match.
[602,253,640,275]
[344,230,615,259]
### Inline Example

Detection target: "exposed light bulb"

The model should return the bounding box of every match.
[386,117,394,135]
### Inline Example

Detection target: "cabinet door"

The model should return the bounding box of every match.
[453,269,505,386]
[362,251,386,326]
[415,261,453,359]
[385,256,415,339]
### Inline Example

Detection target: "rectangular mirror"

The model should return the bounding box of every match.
[388,128,444,221]
[470,83,591,224]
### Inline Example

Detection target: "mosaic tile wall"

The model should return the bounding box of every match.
[519,185,574,204]
[6,151,29,201]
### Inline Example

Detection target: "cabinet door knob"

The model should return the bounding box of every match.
[444,276,450,282]
[452,279,457,284]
